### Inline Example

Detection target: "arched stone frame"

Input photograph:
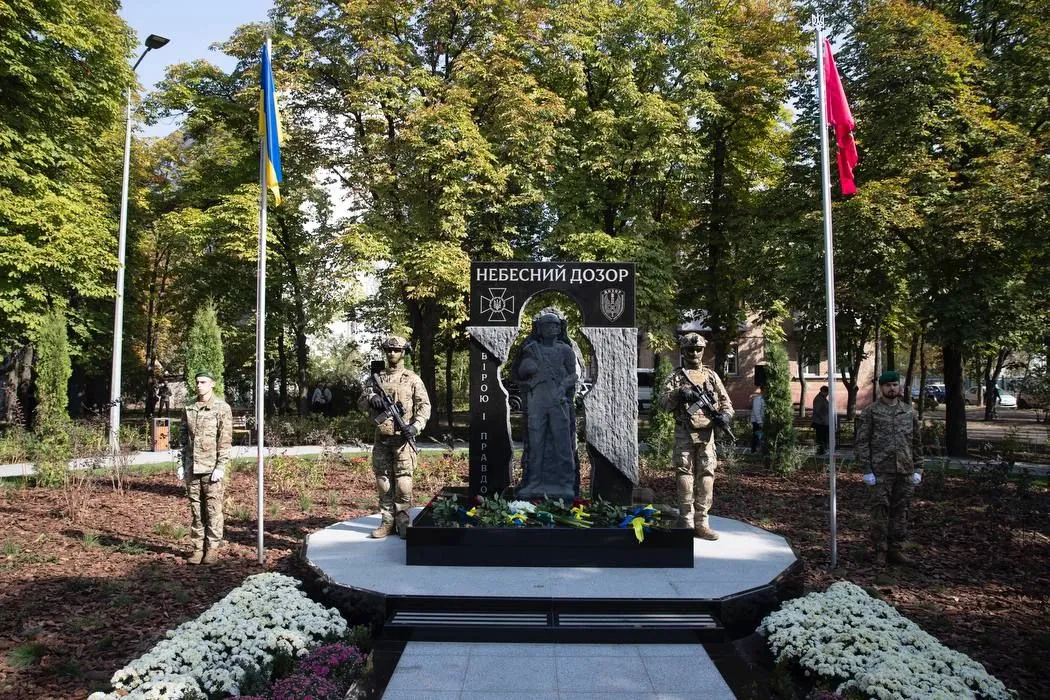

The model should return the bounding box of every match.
[467,262,638,503]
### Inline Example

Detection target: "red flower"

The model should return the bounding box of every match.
[572,497,590,508]
[472,494,484,505]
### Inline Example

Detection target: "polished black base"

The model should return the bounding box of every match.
[407,487,694,568]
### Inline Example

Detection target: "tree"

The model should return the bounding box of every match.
[185,301,225,400]
[0,0,134,410]
[763,303,796,471]
[34,310,72,432]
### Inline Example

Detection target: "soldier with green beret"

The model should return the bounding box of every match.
[358,336,431,539]
[657,331,735,540]
[177,371,233,564]
[855,369,923,566]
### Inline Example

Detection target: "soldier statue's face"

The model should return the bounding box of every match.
[879,380,900,402]
[195,377,215,401]
[385,348,405,368]
[538,321,559,340]
[682,345,704,368]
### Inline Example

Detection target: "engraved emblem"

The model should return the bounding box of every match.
[599,288,625,322]
[480,288,516,323]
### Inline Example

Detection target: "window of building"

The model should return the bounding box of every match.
[723,344,739,376]
[803,356,821,377]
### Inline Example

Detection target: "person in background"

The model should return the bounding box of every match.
[812,385,830,455]
[750,385,766,454]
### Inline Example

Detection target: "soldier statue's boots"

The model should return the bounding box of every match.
[371,519,395,539]
[202,547,221,565]
[694,524,720,541]
[186,549,205,565]
[395,511,410,540]
[887,550,914,567]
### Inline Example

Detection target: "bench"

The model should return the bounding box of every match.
[232,415,254,446]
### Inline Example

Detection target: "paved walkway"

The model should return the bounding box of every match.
[382,642,736,700]
[2,440,1047,479]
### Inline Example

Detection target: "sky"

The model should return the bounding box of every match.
[119,0,274,137]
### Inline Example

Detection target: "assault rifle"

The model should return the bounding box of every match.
[369,360,419,454]
[678,368,736,441]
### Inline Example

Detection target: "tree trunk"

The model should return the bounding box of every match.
[872,318,881,403]
[983,347,1009,420]
[797,347,807,418]
[445,340,454,436]
[885,333,896,371]
[407,297,440,436]
[294,323,309,417]
[918,331,928,422]
[277,321,288,415]
[903,332,919,404]
[943,343,968,457]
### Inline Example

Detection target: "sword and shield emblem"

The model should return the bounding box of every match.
[599,288,625,322]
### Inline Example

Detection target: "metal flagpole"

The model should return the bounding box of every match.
[816,18,840,569]
[255,36,271,566]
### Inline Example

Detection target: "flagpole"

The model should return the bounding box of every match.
[255,36,271,566]
[816,19,840,569]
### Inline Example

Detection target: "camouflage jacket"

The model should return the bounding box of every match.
[183,397,233,475]
[358,368,431,438]
[658,366,734,434]
[855,399,922,474]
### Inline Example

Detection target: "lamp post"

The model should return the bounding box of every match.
[109,34,170,454]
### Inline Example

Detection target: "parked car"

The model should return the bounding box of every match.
[924,383,947,403]
[910,386,938,409]
[638,368,655,411]
[1016,392,1043,409]
[964,386,1017,408]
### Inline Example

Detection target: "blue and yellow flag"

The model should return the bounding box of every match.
[259,40,284,206]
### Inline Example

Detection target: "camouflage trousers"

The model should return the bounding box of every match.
[870,473,914,554]
[187,473,224,551]
[673,429,717,527]
[373,438,417,523]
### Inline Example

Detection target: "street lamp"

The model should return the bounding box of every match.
[109,34,170,454]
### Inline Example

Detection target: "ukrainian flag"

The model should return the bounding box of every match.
[259,40,284,206]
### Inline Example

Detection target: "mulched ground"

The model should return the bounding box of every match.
[1,451,1048,699]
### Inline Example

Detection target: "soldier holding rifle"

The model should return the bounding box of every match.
[357,336,431,539]
[658,332,735,540]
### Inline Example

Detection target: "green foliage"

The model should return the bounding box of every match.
[764,303,796,472]
[184,300,225,400]
[645,355,676,465]
[6,640,46,669]
[0,0,133,352]
[33,310,71,432]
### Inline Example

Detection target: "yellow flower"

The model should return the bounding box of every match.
[571,505,591,520]
[507,512,528,525]
[466,507,477,517]
[630,516,646,543]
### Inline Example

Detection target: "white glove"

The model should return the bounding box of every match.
[911,472,922,485]
[176,465,184,481]
[862,473,877,486]
[210,467,225,483]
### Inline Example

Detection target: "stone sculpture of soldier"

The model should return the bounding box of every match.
[513,307,578,500]
[657,332,734,540]
[357,336,431,539]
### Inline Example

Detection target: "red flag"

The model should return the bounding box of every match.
[823,38,858,195]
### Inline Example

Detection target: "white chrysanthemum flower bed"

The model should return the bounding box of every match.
[758,581,1014,700]
[87,572,347,700]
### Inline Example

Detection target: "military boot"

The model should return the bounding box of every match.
[370,518,395,539]
[694,523,720,541]
[395,511,410,539]
[202,547,221,565]
[185,548,205,565]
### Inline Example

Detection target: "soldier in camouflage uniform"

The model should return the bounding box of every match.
[177,371,232,564]
[358,336,431,539]
[658,332,734,540]
[855,370,923,566]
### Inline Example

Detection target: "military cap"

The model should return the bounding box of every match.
[678,332,707,348]
[195,371,215,381]
[878,370,900,385]
[381,335,410,350]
